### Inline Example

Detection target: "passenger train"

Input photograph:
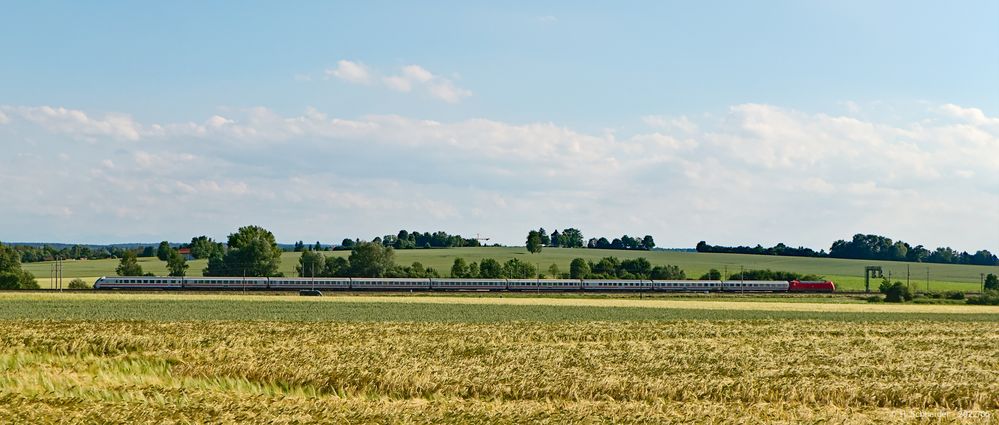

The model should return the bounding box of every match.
[94,276,835,292]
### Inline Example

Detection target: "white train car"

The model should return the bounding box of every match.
[268,277,350,290]
[431,278,506,291]
[582,279,651,291]
[721,280,789,292]
[505,279,535,290]
[182,277,269,290]
[536,279,583,290]
[652,280,722,292]
[350,278,431,290]
[506,279,583,291]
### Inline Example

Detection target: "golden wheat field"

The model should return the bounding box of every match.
[1,318,997,424]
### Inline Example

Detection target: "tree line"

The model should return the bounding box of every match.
[696,234,998,266]
[696,268,823,281]
[526,228,655,254]
[335,230,484,251]
[0,242,39,289]
[11,243,137,263]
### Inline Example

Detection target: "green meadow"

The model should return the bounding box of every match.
[22,247,998,291]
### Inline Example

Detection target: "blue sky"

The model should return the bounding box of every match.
[1,1,997,251]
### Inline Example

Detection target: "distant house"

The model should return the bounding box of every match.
[177,248,194,260]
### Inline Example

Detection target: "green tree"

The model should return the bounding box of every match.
[323,256,350,277]
[467,262,480,278]
[620,258,652,278]
[592,257,620,276]
[984,273,998,291]
[189,236,221,259]
[451,258,469,278]
[348,242,395,277]
[651,265,685,279]
[547,263,561,278]
[166,249,188,277]
[297,250,326,277]
[156,241,171,261]
[503,258,537,279]
[560,228,585,248]
[538,228,551,246]
[0,243,21,274]
[0,243,37,289]
[116,251,144,276]
[526,230,543,254]
[569,258,590,279]
[699,268,722,280]
[204,251,227,276]
[641,235,656,250]
[140,246,156,257]
[206,225,283,277]
[293,241,305,252]
[0,273,23,290]
[479,258,503,278]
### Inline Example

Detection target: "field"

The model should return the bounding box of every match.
[0,293,997,423]
[22,247,998,292]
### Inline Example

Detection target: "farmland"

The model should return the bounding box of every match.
[22,247,999,291]
[0,293,997,423]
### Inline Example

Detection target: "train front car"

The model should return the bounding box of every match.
[93,276,184,290]
[788,280,836,292]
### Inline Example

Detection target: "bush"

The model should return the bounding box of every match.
[944,291,965,300]
[67,278,91,289]
[0,271,38,290]
[881,281,913,303]
[864,295,883,303]
[967,290,999,306]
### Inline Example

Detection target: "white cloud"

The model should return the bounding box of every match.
[325,60,372,84]
[642,115,698,133]
[938,103,999,127]
[382,75,412,92]
[426,80,473,103]
[0,110,8,124]
[401,65,434,83]
[384,64,472,103]
[317,60,472,103]
[1,105,143,140]
[0,102,995,252]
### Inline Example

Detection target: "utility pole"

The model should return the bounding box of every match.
[906,264,910,290]
[983,273,986,293]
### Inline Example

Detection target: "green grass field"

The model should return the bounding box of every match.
[1,293,997,423]
[22,247,999,291]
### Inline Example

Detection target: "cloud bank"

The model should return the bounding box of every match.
[0,102,995,251]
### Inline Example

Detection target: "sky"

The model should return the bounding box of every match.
[1,1,997,252]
